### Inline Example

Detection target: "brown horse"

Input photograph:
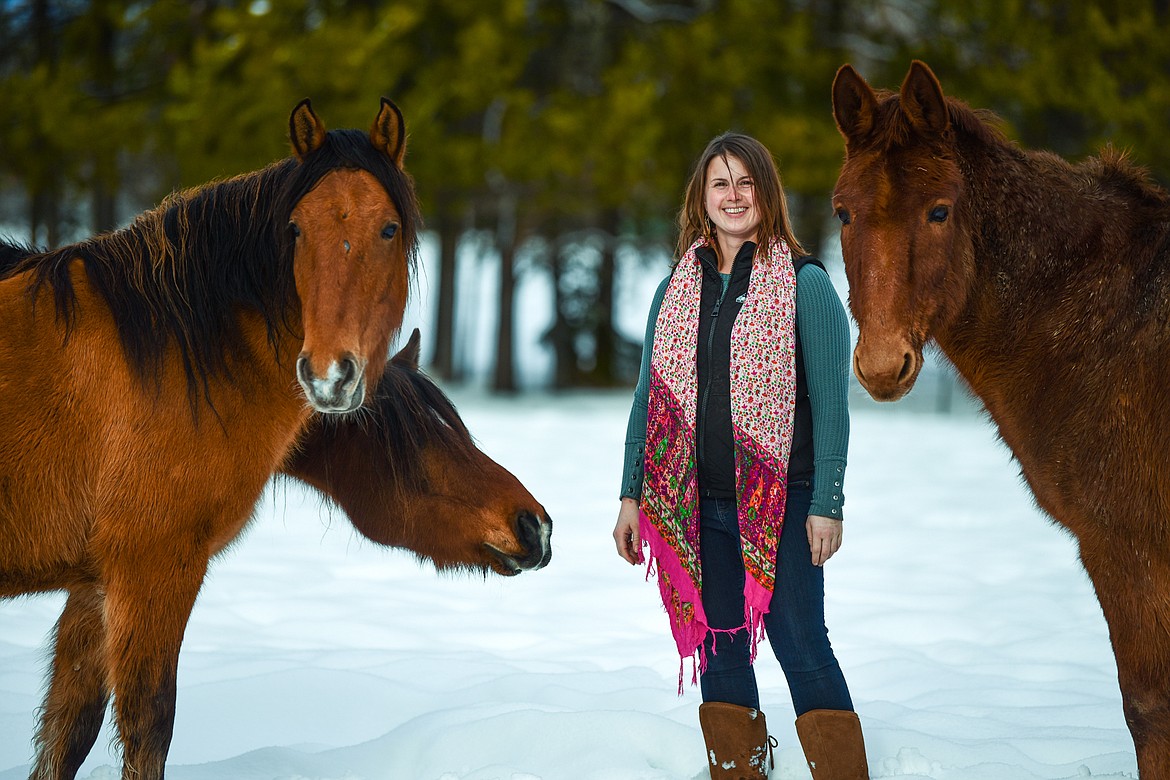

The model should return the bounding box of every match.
[832,60,1170,775]
[0,97,546,780]
[286,328,552,577]
[16,329,551,780]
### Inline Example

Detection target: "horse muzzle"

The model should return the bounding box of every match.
[484,510,553,576]
[853,338,921,402]
[297,353,367,413]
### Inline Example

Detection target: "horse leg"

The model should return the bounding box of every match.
[30,586,110,780]
[101,543,207,780]
[1080,540,1170,777]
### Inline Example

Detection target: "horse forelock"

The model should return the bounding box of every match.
[294,128,423,271]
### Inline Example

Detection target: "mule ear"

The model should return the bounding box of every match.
[289,98,327,161]
[391,328,421,372]
[371,97,407,168]
[900,60,950,136]
[832,64,878,145]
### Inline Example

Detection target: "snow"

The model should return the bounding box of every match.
[0,387,1139,780]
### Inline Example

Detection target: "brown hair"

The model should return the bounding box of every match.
[675,132,807,263]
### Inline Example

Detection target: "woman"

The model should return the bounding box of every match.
[613,133,868,779]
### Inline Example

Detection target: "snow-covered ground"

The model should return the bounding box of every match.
[0,387,1137,780]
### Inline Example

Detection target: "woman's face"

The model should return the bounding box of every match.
[704,154,760,244]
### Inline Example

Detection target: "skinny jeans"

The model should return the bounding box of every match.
[698,484,854,715]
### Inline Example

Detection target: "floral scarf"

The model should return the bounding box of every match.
[639,236,798,686]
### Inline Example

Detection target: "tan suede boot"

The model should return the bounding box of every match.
[794,708,869,779]
[698,701,775,779]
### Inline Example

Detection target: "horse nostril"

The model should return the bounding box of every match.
[296,355,313,384]
[897,352,914,383]
[516,510,541,548]
[339,356,358,387]
[852,353,866,384]
[512,510,551,570]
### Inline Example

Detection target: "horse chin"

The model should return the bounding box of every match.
[483,543,524,577]
[861,377,917,402]
[303,377,366,414]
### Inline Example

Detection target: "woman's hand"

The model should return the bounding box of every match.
[614,498,643,565]
[807,514,843,567]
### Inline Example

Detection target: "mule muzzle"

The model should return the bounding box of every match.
[297,353,366,413]
[484,510,553,576]
[853,339,921,402]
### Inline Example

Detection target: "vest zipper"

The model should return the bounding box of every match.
[698,277,731,477]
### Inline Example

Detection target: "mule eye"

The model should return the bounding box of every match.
[836,208,851,225]
[288,222,301,238]
[381,223,398,240]
[928,205,950,223]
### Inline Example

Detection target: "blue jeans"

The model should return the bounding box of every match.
[698,485,854,715]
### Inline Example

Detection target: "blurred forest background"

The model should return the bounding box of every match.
[1,0,1168,391]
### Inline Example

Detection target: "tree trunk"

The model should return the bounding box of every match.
[31,185,61,248]
[547,237,575,389]
[92,177,117,235]
[431,195,459,381]
[90,0,119,235]
[491,195,518,394]
[792,191,831,257]
[591,208,621,385]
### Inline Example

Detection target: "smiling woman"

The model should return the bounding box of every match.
[612,132,868,780]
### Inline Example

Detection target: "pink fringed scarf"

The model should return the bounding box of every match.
[639,236,797,689]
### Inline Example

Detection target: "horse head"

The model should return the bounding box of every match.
[832,61,977,401]
[287,98,413,413]
[282,330,553,577]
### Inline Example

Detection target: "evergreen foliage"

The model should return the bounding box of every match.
[2,0,1166,388]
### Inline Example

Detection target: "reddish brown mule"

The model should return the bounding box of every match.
[832,60,1170,775]
[0,98,547,780]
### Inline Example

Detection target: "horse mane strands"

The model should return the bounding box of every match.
[355,363,480,501]
[863,89,1013,154]
[20,161,301,407]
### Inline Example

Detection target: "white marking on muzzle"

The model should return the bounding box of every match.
[296,356,366,413]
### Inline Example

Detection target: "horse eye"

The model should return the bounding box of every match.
[288,222,301,238]
[381,224,398,240]
[836,208,851,226]
[928,205,950,223]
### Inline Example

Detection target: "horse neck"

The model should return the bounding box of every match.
[934,133,1170,468]
[941,135,1168,376]
[114,168,303,391]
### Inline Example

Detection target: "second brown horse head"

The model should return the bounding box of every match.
[284,329,552,576]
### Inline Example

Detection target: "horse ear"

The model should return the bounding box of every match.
[391,328,421,372]
[289,98,327,161]
[900,60,950,136]
[371,97,407,168]
[832,64,878,145]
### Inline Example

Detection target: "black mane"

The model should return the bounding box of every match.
[358,358,481,496]
[4,127,422,408]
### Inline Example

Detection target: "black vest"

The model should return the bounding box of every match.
[694,242,819,498]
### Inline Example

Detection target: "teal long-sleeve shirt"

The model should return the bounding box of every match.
[619,261,852,519]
